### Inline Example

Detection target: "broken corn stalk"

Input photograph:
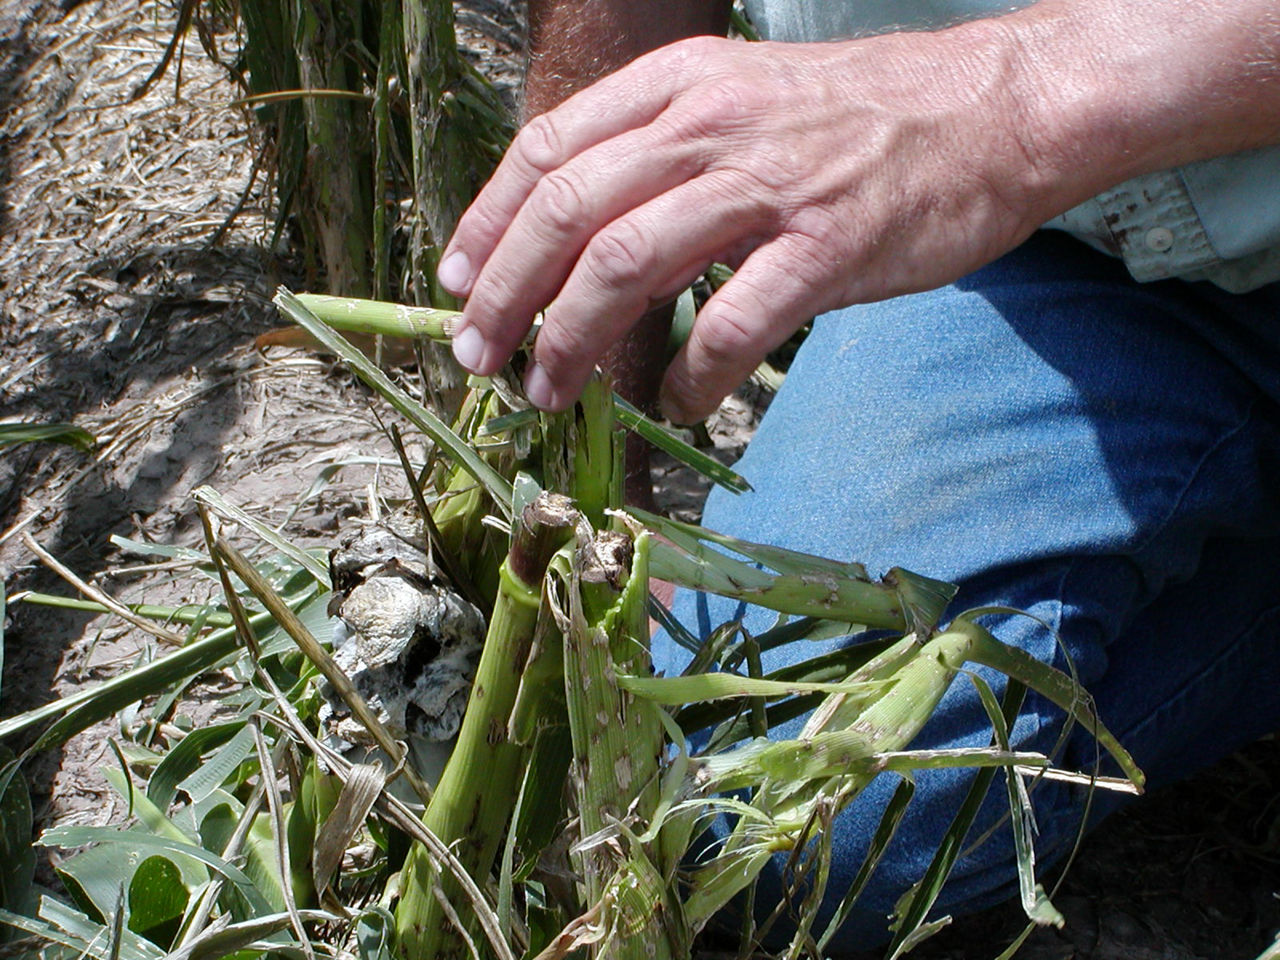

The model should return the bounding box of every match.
[551,519,682,960]
[395,494,578,960]
[294,293,459,341]
[677,628,973,930]
[268,290,1146,959]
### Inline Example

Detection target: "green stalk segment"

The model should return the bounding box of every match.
[541,376,621,530]
[557,525,681,960]
[953,615,1143,790]
[635,508,956,636]
[395,494,579,960]
[681,629,975,930]
[293,293,459,342]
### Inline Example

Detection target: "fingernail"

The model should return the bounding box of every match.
[524,362,554,410]
[437,250,472,295]
[660,393,692,426]
[451,323,486,372]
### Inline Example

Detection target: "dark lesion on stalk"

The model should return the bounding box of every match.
[580,529,634,591]
[509,491,579,586]
[487,716,506,746]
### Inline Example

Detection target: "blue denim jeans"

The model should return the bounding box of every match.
[652,231,1280,951]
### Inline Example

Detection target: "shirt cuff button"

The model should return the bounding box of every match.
[1144,226,1175,253]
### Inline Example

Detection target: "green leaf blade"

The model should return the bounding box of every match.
[273,287,513,518]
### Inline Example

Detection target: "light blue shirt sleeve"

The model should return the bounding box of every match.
[743,0,1280,293]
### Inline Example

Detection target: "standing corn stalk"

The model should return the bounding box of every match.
[234,0,508,310]
[292,0,375,295]
[551,520,681,960]
[395,493,578,960]
[401,0,507,393]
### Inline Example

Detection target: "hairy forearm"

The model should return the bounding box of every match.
[523,1,730,503]
[524,1,730,119]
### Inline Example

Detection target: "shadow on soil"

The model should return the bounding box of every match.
[0,2,40,239]
[1,240,292,740]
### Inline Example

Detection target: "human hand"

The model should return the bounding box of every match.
[439,25,1070,423]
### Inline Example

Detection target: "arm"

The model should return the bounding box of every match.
[516,0,731,505]
[442,0,1280,424]
[523,1,731,118]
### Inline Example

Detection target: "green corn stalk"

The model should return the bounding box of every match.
[394,493,579,960]
[636,508,956,637]
[394,367,655,960]
[294,294,459,341]
[423,386,518,606]
[552,519,680,960]
[541,373,670,957]
[669,614,1142,939]
[541,375,624,530]
[677,628,980,930]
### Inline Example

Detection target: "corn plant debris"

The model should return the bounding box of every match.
[0,0,1276,958]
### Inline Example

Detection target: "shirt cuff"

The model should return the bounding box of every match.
[1045,170,1222,283]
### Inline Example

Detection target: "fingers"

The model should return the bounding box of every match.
[449,121,707,378]
[438,48,692,300]
[523,172,773,410]
[661,240,828,424]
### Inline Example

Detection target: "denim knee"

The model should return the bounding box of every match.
[653,234,1280,949]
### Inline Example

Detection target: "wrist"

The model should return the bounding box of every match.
[969,0,1280,222]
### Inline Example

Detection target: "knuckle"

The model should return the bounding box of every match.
[661,373,696,419]
[527,169,590,237]
[471,262,522,319]
[581,220,654,290]
[702,77,767,126]
[662,365,720,425]
[664,35,728,73]
[460,200,503,245]
[788,205,843,248]
[534,318,590,375]
[666,79,765,145]
[693,295,757,367]
[778,220,844,278]
[513,114,565,173]
[734,157,796,203]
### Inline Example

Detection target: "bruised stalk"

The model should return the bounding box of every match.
[395,493,579,960]
[634,507,956,637]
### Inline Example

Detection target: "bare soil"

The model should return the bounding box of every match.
[0,1,1277,957]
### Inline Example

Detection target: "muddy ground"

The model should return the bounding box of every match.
[0,1,1277,957]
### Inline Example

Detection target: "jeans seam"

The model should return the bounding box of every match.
[1128,396,1259,557]
[1110,598,1280,753]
